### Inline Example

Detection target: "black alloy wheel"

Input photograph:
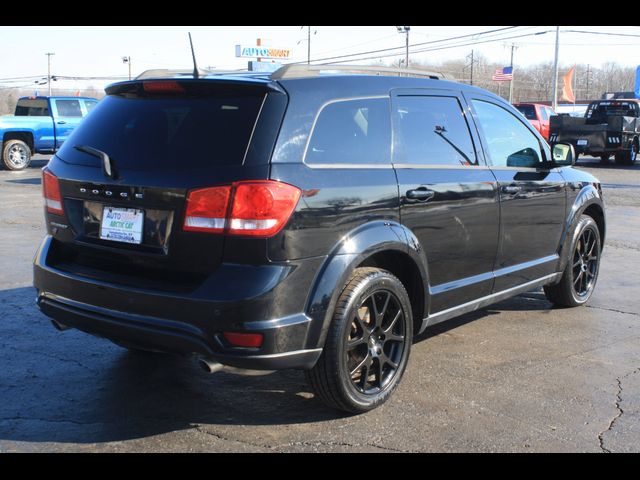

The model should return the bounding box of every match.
[544,215,601,307]
[346,289,407,395]
[306,267,413,413]
[571,225,600,299]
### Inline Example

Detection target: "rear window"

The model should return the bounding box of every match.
[515,104,536,120]
[587,101,639,119]
[15,98,50,116]
[56,89,265,171]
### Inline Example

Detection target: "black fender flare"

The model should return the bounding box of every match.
[555,184,606,275]
[304,220,429,350]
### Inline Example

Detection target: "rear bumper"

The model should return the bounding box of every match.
[33,235,323,370]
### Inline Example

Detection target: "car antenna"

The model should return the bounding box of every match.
[188,32,199,79]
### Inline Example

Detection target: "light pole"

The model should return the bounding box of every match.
[396,26,410,69]
[122,56,131,80]
[45,52,55,96]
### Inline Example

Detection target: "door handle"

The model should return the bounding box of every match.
[56,120,67,125]
[406,188,435,201]
[501,185,522,194]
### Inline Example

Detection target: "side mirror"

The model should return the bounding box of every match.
[552,142,575,166]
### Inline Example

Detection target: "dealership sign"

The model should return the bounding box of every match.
[235,45,291,59]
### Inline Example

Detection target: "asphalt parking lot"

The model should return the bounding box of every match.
[0,155,638,453]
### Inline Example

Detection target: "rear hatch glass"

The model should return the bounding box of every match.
[56,82,266,172]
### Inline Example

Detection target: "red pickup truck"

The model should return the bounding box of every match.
[513,103,556,141]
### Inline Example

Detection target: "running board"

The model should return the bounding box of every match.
[419,273,562,333]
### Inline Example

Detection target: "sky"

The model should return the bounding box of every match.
[1,26,639,92]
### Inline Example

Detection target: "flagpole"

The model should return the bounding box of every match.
[573,64,577,107]
[552,26,560,111]
[508,44,516,103]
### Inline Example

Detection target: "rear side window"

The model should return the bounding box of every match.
[305,97,391,165]
[15,99,50,116]
[56,92,265,171]
[393,95,477,166]
[515,104,536,120]
[55,99,83,117]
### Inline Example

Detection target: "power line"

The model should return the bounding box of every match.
[290,26,522,65]
[324,30,555,65]
[561,29,640,38]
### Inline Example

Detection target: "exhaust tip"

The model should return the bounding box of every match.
[198,357,224,374]
[51,319,71,331]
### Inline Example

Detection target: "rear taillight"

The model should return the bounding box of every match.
[228,181,301,237]
[183,180,301,237]
[42,170,63,215]
[183,186,231,233]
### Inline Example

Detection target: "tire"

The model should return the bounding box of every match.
[544,215,601,307]
[599,154,611,164]
[614,140,638,166]
[2,139,32,171]
[306,267,413,413]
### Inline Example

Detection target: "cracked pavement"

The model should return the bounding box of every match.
[0,156,639,452]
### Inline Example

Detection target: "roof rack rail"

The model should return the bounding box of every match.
[271,64,451,81]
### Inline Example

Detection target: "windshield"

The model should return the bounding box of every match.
[56,90,266,171]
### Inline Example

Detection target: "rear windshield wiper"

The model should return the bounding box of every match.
[74,145,117,179]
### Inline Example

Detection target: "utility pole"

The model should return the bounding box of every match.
[508,43,517,103]
[45,52,55,96]
[122,56,131,80]
[397,26,410,69]
[307,26,311,65]
[465,49,476,85]
[551,26,560,111]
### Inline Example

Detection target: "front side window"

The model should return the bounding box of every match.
[472,100,543,168]
[393,95,477,166]
[55,99,82,117]
[305,97,391,165]
[515,104,536,120]
[84,100,98,113]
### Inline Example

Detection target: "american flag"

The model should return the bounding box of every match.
[492,66,513,82]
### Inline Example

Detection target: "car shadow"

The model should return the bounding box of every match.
[0,285,555,444]
[414,289,553,343]
[576,161,639,171]
[6,178,41,185]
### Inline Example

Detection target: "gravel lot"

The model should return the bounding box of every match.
[0,155,638,452]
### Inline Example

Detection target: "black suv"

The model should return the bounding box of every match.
[34,65,605,413]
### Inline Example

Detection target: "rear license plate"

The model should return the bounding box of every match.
[100,207,144,244]
[577,139,588,146]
